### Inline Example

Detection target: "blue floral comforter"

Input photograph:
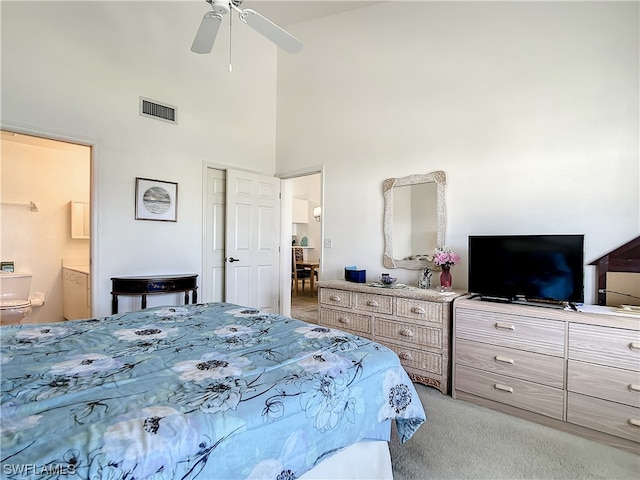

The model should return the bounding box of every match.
[0,303,425,479]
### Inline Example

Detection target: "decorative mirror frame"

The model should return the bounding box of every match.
[383,170,447,269]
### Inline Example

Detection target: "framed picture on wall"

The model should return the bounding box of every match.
[135,177,178,222]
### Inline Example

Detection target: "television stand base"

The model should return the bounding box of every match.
[513,298,568,310]
[478,295,511,304]
[478,295,572,310]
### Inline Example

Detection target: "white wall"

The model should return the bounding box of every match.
[276,1,640,304]
[2,2,638,315]
[2,1,279,316]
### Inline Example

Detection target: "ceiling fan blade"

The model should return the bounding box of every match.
[191,11,223,54]
[240,9,303,54]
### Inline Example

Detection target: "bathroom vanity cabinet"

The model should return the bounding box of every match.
[63,266,91,320]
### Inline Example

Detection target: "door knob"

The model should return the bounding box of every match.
[227,257,240,263]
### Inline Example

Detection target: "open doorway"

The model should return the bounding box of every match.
[281,171,322,323]
[1,130,91,323]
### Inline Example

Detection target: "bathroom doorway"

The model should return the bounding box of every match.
[0,130,91,323]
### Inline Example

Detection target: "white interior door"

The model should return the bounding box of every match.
[225,169,281,311]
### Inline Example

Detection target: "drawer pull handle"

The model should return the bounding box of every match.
[629,419,640,428]
[495,356,515,365]
[411,307,425,314]
[629,384,640,393]
[399,352,413,361]
[630,342,640,351]
[329,295,341,302]
[367,300,379,307]
[338,317,349,324]
[400,328,414,337]
[495,322,515,331]
[494,383,514,393]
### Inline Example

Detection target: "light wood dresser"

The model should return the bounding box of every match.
[317,280,465,394]
[453,296,640,454]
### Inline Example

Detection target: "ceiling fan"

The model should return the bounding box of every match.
[191,0,303,54]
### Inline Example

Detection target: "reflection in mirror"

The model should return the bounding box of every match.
[392,182,437,260]
[383,171,446,270]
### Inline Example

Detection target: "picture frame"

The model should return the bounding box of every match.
[135,177,178,222]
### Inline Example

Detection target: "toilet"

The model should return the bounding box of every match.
[1,273,33,325]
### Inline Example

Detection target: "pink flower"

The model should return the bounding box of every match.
[433,247,460,267]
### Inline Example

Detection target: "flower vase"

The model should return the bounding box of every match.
[439,265,452,291]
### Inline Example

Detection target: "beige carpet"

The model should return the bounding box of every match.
[390,384,639,479]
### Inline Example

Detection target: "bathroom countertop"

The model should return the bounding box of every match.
[63,265,90,274]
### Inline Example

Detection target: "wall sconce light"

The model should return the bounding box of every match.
[313,206,321,222]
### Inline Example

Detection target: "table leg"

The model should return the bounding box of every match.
[112,294,118,315]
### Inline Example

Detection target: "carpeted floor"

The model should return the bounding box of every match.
[390,384,639,479]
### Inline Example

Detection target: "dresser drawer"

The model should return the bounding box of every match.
[455,308,565,356]
[319,288,352,308]
[567,392,640,443]
[455,364,564,419]
[385,342,443,376]
[567,360,640,407]
[569,323,640,372]
[396,298,444,324]
[354,293,393,315]
[376,318,443,350]
[319,307,370,335]
[456,339,564,388]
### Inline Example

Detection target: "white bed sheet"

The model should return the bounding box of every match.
[300,440,393,480]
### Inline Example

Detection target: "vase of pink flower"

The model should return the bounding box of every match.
[433,247,460,291]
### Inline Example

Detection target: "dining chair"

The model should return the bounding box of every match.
[292,247,311,295]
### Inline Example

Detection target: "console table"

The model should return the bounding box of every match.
[111,274,198,314]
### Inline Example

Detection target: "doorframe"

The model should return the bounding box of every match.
[201,162,231,304]
[1,121,98,316]
[277,165,325,317]
[201,162,285,309]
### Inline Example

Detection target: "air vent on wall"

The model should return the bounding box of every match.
[139,97,177,124]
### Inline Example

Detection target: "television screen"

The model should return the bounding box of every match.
[468,234,585,304]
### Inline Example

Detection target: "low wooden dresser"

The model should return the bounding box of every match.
[317,280,465,394]
[453,296,640,454]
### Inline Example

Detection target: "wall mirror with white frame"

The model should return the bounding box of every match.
[383,171,447,269]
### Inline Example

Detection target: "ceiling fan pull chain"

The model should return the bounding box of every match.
[228,12,233,72]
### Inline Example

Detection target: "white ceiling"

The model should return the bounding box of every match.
[213,1,381,26]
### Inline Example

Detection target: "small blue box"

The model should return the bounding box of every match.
[345,268,366,283]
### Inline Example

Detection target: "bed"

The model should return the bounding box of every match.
[1,302,425,479]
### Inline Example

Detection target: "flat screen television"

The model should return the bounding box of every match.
[468,234,585,305]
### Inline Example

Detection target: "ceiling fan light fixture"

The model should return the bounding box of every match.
[211,0,230,15]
